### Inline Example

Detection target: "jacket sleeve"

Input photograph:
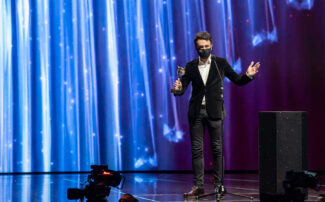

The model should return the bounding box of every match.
[173,63,191,96]
[223,59,253,86]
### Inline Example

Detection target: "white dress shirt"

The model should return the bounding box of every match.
[198,56,212,105]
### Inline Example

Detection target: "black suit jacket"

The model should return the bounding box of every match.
[174,55,253,123]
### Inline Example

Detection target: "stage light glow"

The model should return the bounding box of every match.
[163,124,184,143]
[104,0,122,171]
[286,0,314,10]
[0,0,14,173]
[249,0,278,47]
[35,0,52,172]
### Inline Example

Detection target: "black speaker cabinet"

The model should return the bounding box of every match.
[259,111,307,196]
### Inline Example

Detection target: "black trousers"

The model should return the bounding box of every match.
[189,107,224,188]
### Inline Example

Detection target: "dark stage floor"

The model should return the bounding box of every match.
[0,173,324,201]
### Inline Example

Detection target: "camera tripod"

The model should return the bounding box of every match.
[196,188,254,201]
[184,159,254,201]
[197,157,254,200]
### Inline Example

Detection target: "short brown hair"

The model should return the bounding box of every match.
[194,31,212,46]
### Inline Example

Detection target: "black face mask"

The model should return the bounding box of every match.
[197,48,211,59]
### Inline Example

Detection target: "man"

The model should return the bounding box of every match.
[173,31,260,197]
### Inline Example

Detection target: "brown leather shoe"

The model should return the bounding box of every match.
[184,186,205,198]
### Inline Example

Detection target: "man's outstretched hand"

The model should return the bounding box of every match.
[246,61,260,77]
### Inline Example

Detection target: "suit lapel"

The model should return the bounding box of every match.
[206,57,217,86]
[193,59,205,87]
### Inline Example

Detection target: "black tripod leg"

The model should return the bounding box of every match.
[226,192,254,200]
[197,192,218,199]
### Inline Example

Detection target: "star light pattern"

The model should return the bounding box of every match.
[0,0,315,172]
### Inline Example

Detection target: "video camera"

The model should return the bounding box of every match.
[261,170,321,202]
[67,165,125,202]
[282,170,320,201]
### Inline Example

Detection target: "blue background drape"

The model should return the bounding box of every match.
[1,0,324,172]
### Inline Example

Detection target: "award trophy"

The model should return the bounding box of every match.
[171,66,185,93]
